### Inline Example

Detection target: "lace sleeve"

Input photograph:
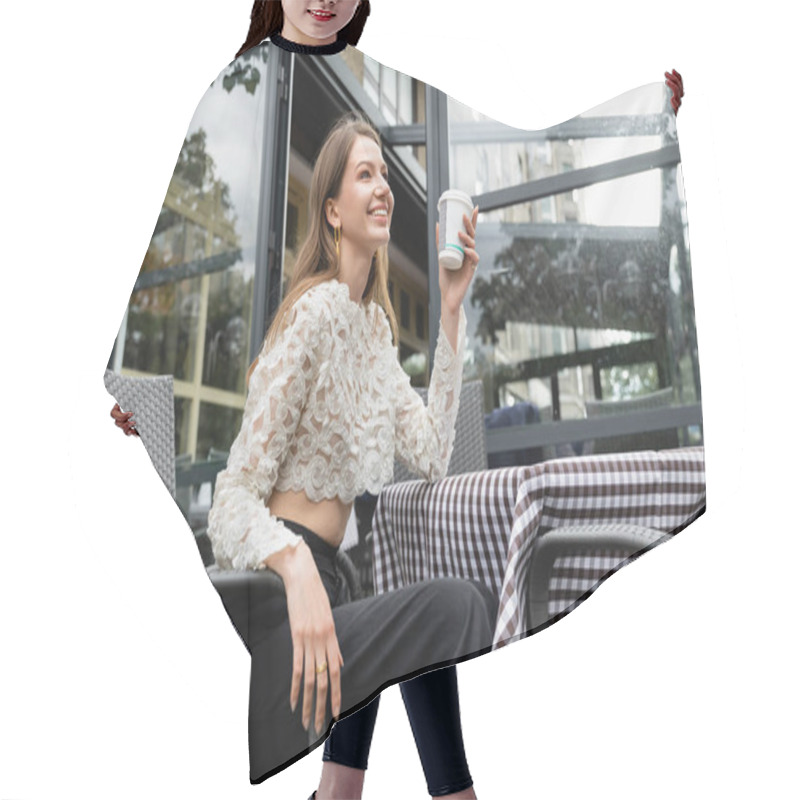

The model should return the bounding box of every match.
[207,291,330,570]
[391,305,467,482]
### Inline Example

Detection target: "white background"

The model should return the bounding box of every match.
[1,1,797,798]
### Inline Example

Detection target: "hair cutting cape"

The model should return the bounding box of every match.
[104,35,705,783]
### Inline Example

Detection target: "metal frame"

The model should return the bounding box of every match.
[474,144,680,213]
[486,403,702,454]
[250,47,294,364]
[425,86,450,372]
[383,113,671,147]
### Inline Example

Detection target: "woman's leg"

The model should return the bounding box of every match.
[322,696,381,769]
[315,581,495,797]
[400,666,475,798]
[316,697,380,799]
[249,577,496,782]
[318,668,475,800]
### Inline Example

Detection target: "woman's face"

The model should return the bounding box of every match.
[280,0,361,45]
[326,135,394,260]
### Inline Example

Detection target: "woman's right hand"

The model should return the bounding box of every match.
[267,541,344,735]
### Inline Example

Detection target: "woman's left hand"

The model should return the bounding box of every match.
[437,205,480,315]
[665,69,684,116]
[110,403,139,437]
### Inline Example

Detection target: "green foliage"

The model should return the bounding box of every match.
[217,46,269,96]
[174,129,234,213]
[600,363,658,401]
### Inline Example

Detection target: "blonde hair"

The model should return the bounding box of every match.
[246,112,399,388]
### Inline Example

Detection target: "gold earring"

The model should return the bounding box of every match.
[334,225,341,260]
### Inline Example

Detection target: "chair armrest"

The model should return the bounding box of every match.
[526,525,668,630]
[207,566,286,650]
[206,552,363,649]
[194,529,216,568]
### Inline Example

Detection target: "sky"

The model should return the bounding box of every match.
[2,2,797,799]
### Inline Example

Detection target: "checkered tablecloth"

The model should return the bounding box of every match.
[372,447,706,648]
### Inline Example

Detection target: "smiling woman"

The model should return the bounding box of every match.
[207,108,486,794]
[281,0,362,45]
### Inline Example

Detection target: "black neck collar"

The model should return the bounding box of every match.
[270,32,347,55]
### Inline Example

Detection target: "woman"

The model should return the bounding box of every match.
[211,105,492,795]
[110,4,494,797]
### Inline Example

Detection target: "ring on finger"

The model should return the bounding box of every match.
[316,661,328,674]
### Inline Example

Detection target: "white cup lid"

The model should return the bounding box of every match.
[438,189,474,211]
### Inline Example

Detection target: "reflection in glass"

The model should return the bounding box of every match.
[197,401,243,464]
[339,53,426,175]
[453,83,701,459]
[111,47,269,458]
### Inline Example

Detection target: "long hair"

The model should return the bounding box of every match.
[236,1,371,59]
[246,112,399,388]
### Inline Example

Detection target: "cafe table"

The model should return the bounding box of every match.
[371,446,706,649]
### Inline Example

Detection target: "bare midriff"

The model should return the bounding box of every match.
[266,488,352,548]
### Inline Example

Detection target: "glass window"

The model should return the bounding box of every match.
[398,75,413,125]
[381,68,398,124]
[415,301,425,340]
[451,84,701,459]
[197,401,244,460]
[174,396,192,457]
[203,268,253,392]
[338,53,425,174]
[448,84,664,224]
[111,47,270,457]
[400,289,410,330]
[363,55,380,106]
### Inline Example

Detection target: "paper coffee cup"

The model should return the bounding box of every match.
[438,189,474,270]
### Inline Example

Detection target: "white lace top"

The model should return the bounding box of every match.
[207,279,467,570]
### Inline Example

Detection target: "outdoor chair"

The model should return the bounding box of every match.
[104,371,176,496]
[348,381,489,595]
[524,523,669,631]
[470,386,677,634]
[103,370,364,643]
[392,379,488,483]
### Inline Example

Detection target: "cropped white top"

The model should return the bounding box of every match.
[207,279,467,571]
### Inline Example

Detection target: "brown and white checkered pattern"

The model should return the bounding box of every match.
[372,447,706,649]
[547,551,631,617]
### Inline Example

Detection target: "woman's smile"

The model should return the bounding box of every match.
[369,204,389,225]
[308,8,335,23]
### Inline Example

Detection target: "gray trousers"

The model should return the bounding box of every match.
[244,520,497,783]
